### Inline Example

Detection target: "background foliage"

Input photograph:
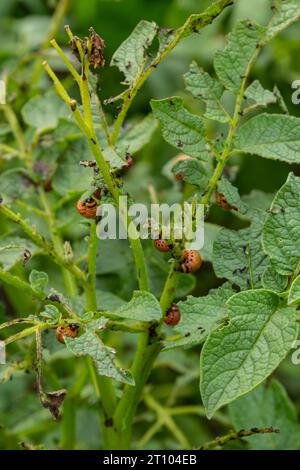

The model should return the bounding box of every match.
[0,0,300,450]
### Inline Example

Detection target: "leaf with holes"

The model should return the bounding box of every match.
[163,284,234,350]
[217,178,248,214]
[184,61,228,123]
[262,173,300,275]
[244,80,277,107]
[200,289,298,418]
[214,20,266,94]
[116,115,157,155]
[265,0,300,41]
[213,211,268,289]
[110,20,158,86]
[151,97,209,162]
[106,291,161,322]
[65,331,134,385]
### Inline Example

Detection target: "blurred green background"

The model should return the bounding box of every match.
[0,0,300,450]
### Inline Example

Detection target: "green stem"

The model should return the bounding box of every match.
[159,259,180,317]
[0,203,86,282]
[199,427,280,450]
[4,323,50,345]
[201,43,261,206]
[61,399,76,450]
[110,0,236,144]
[144,394,190,449]
[84,222,118,449]
[84,220,97,309]
[113,333,162,449]
[43,61,149,292]
[169,405,231,427]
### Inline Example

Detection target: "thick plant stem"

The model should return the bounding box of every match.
[113,333,162,449]
[43,61,149,291]
[61,399,76,450]
[84,222,118,449]
[112,260,179,448]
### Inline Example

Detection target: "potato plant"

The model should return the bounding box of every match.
[0,0,300,451]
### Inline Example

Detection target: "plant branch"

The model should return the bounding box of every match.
[110,0,236,144]
[0,203,86,282]
[144,394,190,449]
[198,427,280,450]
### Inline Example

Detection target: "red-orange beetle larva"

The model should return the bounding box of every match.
[154,239,170,253]
[180,249,202,273]
[164,303,181,326]
[77,197,98,219]
[215,191,237,211]
[56,325,79,344]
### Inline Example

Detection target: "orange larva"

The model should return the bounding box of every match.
[56,325,79,344]
[154,239,170,253]
[77,197,98,219]
[180,249,202,273]
[215,191,236,211]
[164,303,181,326]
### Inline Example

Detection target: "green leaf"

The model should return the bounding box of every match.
[244,80,277,107]
[110,20,158,85]
[214,20,266,94]
[229,380,300,450]
[116,115,157,155]
[102,146,124,169]
[163,284,234,351]
[262,173,300,275]
[262,266,288,293]
[217,178,248,214]
[201,223,222,263]
[241,190,274,214]
[52,140,93,196]
[213,211,268,289]
[65,331,134,385]
[151,97,209,162]
[96,291,126,311]
[107,291,161,322]
[0,236,36,271]
[0,168,34,203]
[29,270,48,293]
[265,0,300,41]
[288,276,300,305]
[21,91,69,131]
[235,114,300,164]
[40,305,60,324]
[172,158,209,188]
[184,61,228,123]
[200,289,298,418]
